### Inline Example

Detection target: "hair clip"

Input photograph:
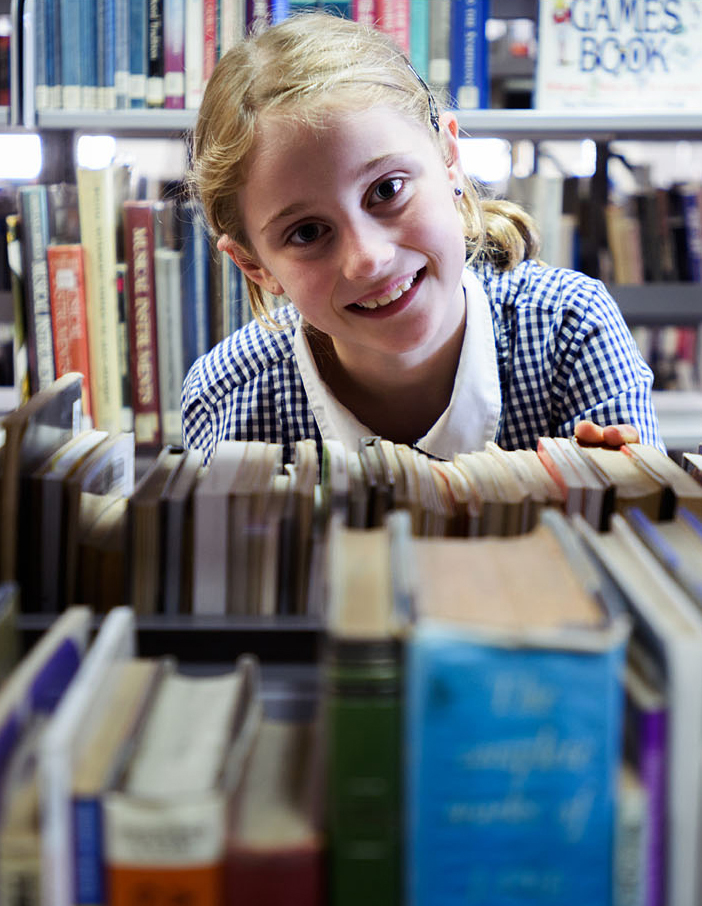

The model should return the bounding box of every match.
[405,57,440,132]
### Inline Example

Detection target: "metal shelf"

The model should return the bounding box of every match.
[36,108,196,136]
[457,109,702,141]
[611,284,702,327]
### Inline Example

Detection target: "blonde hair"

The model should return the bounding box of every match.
[189,11,540,326]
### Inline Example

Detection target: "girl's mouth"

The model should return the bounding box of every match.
[348,269,424,314]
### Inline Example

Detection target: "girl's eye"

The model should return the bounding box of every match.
[371,177,403,205]
[289,222,326,246]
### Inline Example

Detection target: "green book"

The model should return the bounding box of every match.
[324,521,403,906]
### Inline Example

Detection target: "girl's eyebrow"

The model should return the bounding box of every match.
[261,153,412,233]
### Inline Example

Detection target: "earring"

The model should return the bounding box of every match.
[454,187,463,197]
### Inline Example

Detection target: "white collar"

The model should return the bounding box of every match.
[293,266,502,458]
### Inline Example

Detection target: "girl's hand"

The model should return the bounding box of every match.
[574,420,640,447]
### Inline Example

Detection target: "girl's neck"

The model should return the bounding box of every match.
[309,315,466,445]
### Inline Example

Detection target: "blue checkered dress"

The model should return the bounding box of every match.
[181,258,662,466]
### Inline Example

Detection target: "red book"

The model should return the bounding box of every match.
[376,0,410,53]
[47,244,93,420]
[123,201,162,448]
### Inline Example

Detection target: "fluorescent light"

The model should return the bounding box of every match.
[0,135,42,180]
[76,135,117,169]
[459,137,512,184]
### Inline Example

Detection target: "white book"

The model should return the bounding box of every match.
[575,513,702,906]
[184,0,204,109]
[39,607,136,906]
[192,440,248,615]
[154,247,185,447]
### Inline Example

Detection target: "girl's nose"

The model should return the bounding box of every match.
[339,220,395,282]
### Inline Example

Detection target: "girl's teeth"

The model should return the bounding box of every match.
[356,276,414,309]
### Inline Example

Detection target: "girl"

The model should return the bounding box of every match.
[182,11,661,467]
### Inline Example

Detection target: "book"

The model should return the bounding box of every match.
[427,0,450,108]
[47,243,93,421]
[18,184,55,394]
[0,605,93,790]
[622,643,667,906]
[536,435,614,528]
[191,439,248,616]
[614,763,648,906]
[224,718,324,906]
[448,0,488,109]
[535,2,702,111]
[184,0,204,109]
[160,446,203,614]
[76,164,124,434]
[74,493,130,612]
[154,245,184,445]
[114,0,130,107]
[59,0,82,109]
[163,0,185,108]
[127,445,186,614]
[97,0,117,109]
[324,520,403,906]
[180,198,211,371]
[38,606,137,906]
[0,371,82,584]
[103,656,262,906]
[79,0,98,109]
[68,657,168,906]
[123,199,163,448]
[406,510,630,906]
[129,0,148,108]
[146,0,165,107]
[575,512,702,906]
[622,443,702,518]
[28,428,108,612]
[61,431,135,609]
[573,442,674,522]
[5,213,31,407]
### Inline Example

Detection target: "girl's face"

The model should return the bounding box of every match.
[229,104,468,374]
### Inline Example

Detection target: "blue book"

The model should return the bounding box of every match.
[405,509,628,906]
[129,0,148,108]
[114,0,130,108]
[409,0,430,81]
[79,0,98,108]
[97,0,117,109]
[60,0,82,108]
[448,0,489,109]
[34,0,48,110]
[180,201,211,372]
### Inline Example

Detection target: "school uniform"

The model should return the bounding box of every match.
[181,257,662,467]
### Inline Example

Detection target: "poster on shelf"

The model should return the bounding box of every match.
[535,0,702,111]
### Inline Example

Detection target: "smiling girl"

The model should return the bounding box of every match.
[181,11,661,467]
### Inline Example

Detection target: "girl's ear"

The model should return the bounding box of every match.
[437,111,465,192]
[217,234,285,296]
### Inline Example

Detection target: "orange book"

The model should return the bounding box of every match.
[47,244,93,420]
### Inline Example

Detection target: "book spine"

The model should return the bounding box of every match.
[409,0,429,80]
[325,640,402,906]
[352,0,375,25]
[115,0,130,106]
[0,31,10,107]
[147,0,165,106]
[180,203,211,372]
[115,261,135,432]
[76,166,124,434]
[154,247,185,445]
[47,244,93,420]
[34,0,49,110]
[18,185,56,394]
[448,0,489,110]
[679,185,702,283]
[124,203,162,447]
[73,798,105,906]
[104,797,226,906]
[375,0,408,54]
[129,0,148,108]
[80,0,98,109]
[203,0,217,82]
[163,0,185,108]
[60,0,82,108]
[427,0,450,107]
[184,0,204,108]
[99,0,117,109]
